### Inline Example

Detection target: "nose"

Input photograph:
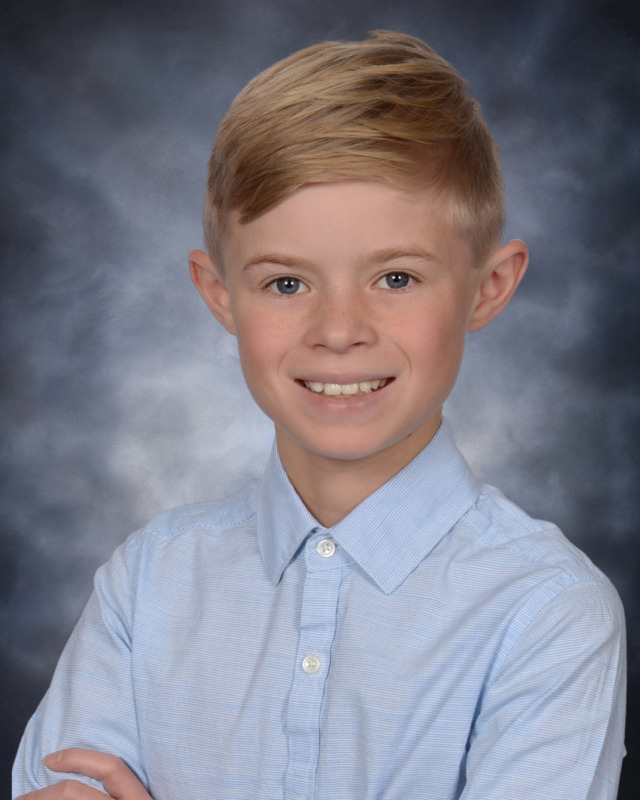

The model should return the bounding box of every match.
[304,286,377,352]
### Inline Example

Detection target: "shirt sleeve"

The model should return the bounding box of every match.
[12,533,148,797]
[460,577,626,800]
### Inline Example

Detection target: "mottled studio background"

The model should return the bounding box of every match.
[1,0,638,796]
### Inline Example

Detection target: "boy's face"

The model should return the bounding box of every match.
[191,181,526,475]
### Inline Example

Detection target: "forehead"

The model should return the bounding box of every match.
[220,181,473,271]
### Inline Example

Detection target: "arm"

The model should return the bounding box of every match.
[13,535,148,796]
[461,579,626,799]
[15,749,152,800]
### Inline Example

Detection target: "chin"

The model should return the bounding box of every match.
[290,428,416,465]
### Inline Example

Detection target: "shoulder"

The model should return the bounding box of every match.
[86,481,264,635]
[459,483,611,586]
[455,486,625,689]
[130,480,260,543]
[451,485,624,634]
[99,481,261,586]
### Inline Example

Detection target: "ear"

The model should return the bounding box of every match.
[468,239,529,332]
[188,248,236,335]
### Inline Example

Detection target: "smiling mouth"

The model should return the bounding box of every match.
[299,378,392,398]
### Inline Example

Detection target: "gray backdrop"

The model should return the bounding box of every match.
[2,0,638,796]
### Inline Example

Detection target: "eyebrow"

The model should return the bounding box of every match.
[242,246,439,272]
[242,253,315,272]
[365,246,440,265]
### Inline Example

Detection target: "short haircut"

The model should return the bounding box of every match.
[204,30,505,266]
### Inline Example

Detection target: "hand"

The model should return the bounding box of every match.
[16,748,152,800]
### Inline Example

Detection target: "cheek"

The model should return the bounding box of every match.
[400,291,468,340]
[402,305,469,376]
[233,308,298,376]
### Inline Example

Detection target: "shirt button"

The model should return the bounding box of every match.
[316,538,336,558]
[302,653,321,674]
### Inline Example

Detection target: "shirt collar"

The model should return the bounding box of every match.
[257,420,480,594]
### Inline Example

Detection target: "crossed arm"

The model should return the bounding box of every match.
[14,534,627,798]
[16,750,150,800]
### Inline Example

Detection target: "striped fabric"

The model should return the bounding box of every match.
[14,421,626,799]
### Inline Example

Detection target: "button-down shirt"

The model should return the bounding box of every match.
[14,422,626,799]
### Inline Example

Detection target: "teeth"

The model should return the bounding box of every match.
[303,379,388,397]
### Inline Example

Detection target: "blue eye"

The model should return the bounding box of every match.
[381,272,412,289]
[269,277,306,295]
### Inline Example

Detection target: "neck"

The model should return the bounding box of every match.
[275,412,442,528]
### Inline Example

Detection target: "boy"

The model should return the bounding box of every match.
[14,31,626,800]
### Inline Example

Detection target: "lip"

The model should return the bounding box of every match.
[294,376,396,402]
[295,376,395,386]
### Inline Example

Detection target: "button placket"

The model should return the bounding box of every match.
[285,563,342,800]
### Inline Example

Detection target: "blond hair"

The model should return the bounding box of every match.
[204,31,505,266]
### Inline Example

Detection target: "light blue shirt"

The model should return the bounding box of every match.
[14,422,626,799]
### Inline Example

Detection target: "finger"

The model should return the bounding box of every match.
[16,779,108,800]
[44,749,151,800]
